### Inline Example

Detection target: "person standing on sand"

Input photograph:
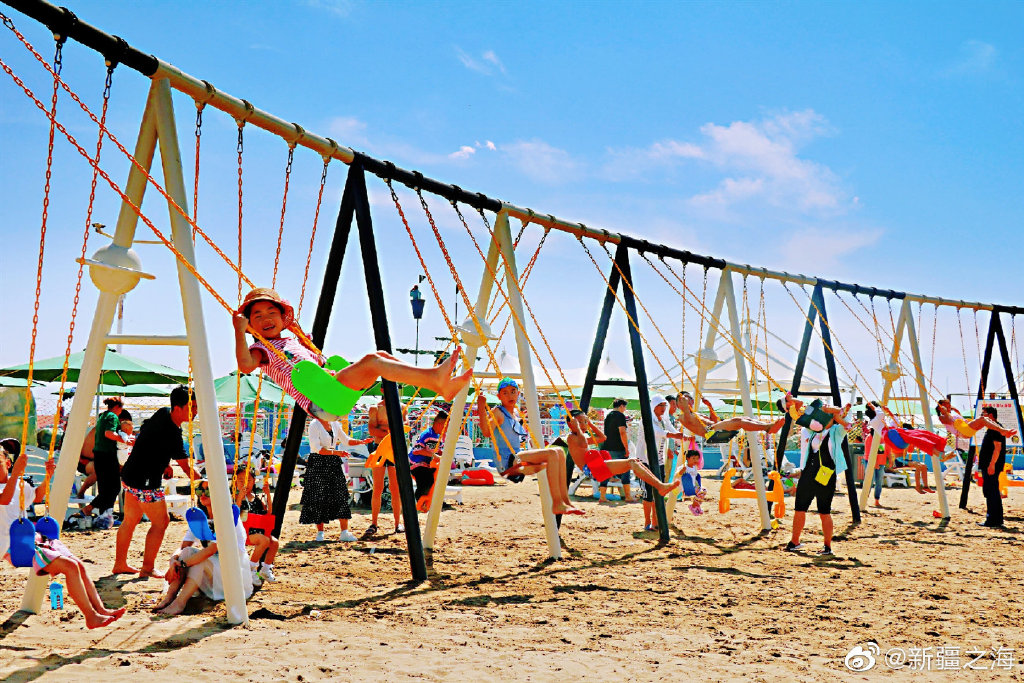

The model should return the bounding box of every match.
[112,386,197,577]
[598,398,632,502]
[366,399,403,537]
[977,405,1007,529]
[785,423,846,556]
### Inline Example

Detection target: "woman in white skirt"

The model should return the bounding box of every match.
[153,480,253,614]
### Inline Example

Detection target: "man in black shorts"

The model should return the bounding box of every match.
[978,406,1007,529]
[786,429,838,555]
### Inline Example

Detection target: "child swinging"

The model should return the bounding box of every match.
[233,288,473,419]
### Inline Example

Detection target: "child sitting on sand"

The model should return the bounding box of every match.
[234,288,472,419]
[0,440,125,629]
[153,479,254,615]
[679,450,708,515]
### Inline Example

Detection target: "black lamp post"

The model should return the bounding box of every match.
[410,276,426,365]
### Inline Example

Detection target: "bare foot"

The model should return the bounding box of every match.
[657,480,681,496]
[139,568,165,579]
[85,613,117,629]
[501,463,524,478]
[873,500,882,507]
[441,368,474,402]
[552,503,584,516]
[100,606,127,618]
[157,602,185,616]
[768,417,786,434]
[111,564,140,575]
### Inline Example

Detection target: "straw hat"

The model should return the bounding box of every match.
[237,288,295,327]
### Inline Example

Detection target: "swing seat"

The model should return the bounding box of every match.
[186,505,241,542]
[704,429,739,445]
[460,468,494,485]
[364,434,395,468]
[185,507,215,542]
[9,518,36,568]
[244,512,276,536]
[291,356,362,419]
[34,515,60,541]
[885,430,909,450]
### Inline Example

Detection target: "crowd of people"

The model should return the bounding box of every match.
[4,285,1018,627]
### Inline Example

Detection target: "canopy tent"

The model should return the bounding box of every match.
[214,371,295,406]
[720,388,788,414]
[58,383,170,398]
[0,349,188,386]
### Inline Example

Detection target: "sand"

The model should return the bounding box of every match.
[1,475,1023,682]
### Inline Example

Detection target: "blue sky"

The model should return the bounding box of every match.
[1,0,1022,406]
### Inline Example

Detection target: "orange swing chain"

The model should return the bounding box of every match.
[45,62,117,509]
[21,36,65,514]
[271,142,296,289]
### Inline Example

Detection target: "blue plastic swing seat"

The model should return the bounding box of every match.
[35,515,60,541]
[9,518,36,568]
[185,505,241,543]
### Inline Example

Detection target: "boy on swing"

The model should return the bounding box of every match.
[559,410,680,499]
[234,288,473,419]
[477,378,584,516]
[676,391,786,440]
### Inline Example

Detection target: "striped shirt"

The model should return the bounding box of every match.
[250,336,323,413]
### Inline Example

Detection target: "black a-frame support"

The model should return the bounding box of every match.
[958,307,1022,509]
[271,158,427,582]
[573,242,670,542]
[773,283,861,524]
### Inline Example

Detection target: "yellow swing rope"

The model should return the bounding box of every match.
[17,36,64,519]
[451,201,580,410]
[384,182,520,457]
[0,23,325,368]
[44,63,116,512]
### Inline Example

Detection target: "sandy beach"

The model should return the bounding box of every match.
[1,475,1022,682]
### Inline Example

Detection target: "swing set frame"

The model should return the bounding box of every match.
[6,0,1024,624]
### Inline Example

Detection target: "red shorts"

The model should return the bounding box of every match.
[585,449,613,481]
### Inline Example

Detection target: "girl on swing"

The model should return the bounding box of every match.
[777,392,853,432]
[935,399,1017,440]
[477,378,583,516]
[1,440,124,629]
[233,288,473,419]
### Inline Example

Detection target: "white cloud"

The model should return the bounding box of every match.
[482,50,506,75]
[303,0,354,19]
[455,47,507,77]
[775,226,883,272]
[449,145,476,160]
[501,139,581,184]
[945,40,997,76]
[485,140,496,151]
[327,116,369,147]
[606,110,845,216]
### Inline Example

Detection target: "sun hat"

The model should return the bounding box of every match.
[237,288,295,327]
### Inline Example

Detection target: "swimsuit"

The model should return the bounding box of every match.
[952,417,977,438]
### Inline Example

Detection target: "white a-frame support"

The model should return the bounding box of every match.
[21,79,249,624]
[423,209,561,559]
[860,299,951,520]
[687,269,772,530]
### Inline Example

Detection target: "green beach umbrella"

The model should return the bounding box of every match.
[214,371,295,406]
[0,348,188,386]
[57,383,170,398]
